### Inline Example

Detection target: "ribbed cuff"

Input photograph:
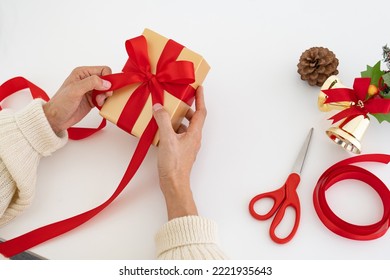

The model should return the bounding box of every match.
[155,216,219,257]
[14,99,68,156]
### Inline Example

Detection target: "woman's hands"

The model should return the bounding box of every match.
[43,66,112,134]
[153,87,207,220]
[43,68,208,221]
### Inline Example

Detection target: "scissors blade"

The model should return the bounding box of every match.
[0,238,46,260]
[291,127,313,175]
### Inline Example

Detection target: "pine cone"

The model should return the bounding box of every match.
[297,47,339,86]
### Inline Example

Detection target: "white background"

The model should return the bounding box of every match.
[1,0,390,260]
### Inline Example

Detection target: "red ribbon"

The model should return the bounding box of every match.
[93,35,195,134]
[0,35,196,257]
[0,77,106,140]
[323,77,390,123]
[313,154,390,240]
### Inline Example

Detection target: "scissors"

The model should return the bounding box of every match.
[248,128,313,244]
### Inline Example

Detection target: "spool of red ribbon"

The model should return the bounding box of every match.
[313,154,390,240]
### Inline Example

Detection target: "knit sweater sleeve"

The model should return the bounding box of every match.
[0,99,67,226]
[155,215,227,260]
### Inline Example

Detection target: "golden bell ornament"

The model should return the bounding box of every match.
[326,115,370,154]
[318,75,353,112]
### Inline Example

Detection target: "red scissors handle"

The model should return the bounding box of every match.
[249,173,301,244]
[269,189,301,244]
[249,186,286,220]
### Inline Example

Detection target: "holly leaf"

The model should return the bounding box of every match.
[361,61,384,86]
[382,72,390,86]
[379,72,390,99]
[371,113,390,123]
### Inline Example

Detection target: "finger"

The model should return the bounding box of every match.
[99,66,112,76]
[194,86,206,115]
[177,124,188,134]
[152,103,174,139]
[185,108,195,121]
[95,91,113,107]
[187,86,207,133]
[71,66,112,80]
[95,93,109,107]
[72,75,112,98]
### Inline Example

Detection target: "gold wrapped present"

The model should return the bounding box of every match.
[100,28,210,145]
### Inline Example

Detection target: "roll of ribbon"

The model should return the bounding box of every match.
[313,154,390,240]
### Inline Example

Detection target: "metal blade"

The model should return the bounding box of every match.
[0,238,46,260]
[291,128,313,175]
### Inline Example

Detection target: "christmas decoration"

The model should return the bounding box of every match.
[297,47,339,86]
[306,45,390,153]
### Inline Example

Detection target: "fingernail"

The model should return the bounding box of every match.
[153,103,163,112]
[96,95,104,107]
[102,79,111,89]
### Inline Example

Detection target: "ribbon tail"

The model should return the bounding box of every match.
[0,120,158,258]
[0,77,50,108]
[116,83,151,133]
[67,119,107,140]
[328,107,364,124]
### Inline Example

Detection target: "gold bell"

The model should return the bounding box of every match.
[326,115,370,154]
[318,75,352,112]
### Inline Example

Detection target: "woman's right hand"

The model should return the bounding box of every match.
[152,87,207,220]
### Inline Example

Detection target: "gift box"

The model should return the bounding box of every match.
[99,28,210,145]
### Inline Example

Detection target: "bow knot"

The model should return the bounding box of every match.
[323,77,390,123]
[356,100,365,108]
[144,71,154,81]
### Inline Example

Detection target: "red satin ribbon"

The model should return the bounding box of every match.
[323,77,390,123]
[0,77,106,140]
[0,35,196,257]
[313,154,390,240]
[93,35,195,134]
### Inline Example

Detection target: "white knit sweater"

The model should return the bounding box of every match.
[0,100,226,260]
[155,215,227,259]
[0,99,67,226]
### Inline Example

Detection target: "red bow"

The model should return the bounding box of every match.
[323,77,390,123]
[93,35,195,134]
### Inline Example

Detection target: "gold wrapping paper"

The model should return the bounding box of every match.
[100,28,210,145]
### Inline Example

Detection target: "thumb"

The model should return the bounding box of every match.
[73,75,111,97]
[153,103,174,139]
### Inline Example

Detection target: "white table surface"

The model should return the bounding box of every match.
[1,0,390,260]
